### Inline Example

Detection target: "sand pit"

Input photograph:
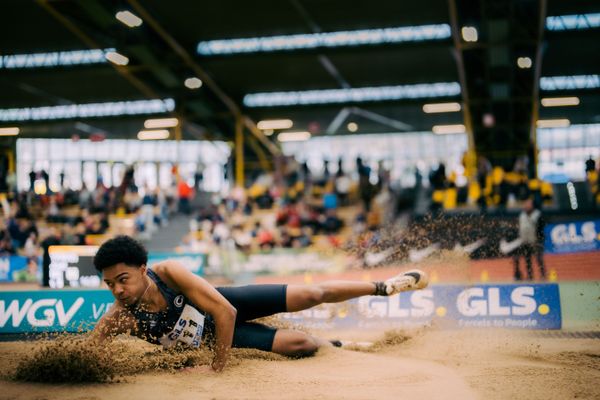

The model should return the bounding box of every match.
[0,328,598,400]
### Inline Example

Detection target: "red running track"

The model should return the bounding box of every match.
[254,251,600,285]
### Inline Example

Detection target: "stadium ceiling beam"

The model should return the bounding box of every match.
[530,0,548,179]
[35,0,159,100]
[126,0,281,157]
[447,0,476,173]
[289,0,351,89]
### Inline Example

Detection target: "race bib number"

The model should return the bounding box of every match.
[159,304,205,349]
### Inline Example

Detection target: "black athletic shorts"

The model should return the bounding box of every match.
[203,284,288,352]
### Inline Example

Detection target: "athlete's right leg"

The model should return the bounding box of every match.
[228,322,326,357]
[271,329,325,357]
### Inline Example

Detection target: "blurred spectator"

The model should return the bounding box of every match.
[323,160,330,182]
[357,157,374,211]
[141,186,157,233]
[23,232,38,258]
[513,198,546,281]
[79,186,92,209]
[334,166,351,206]
[9,218,37,249]
[194,163,204,190]
[41,169,49,193]
[41,227,61,287]
[0,219,15,255]
[301,161,311,186]
[429,163,447,190]
[321,209,343,234]
[28,170,36,192]
[257,228,275,250]
[585,155,596,173]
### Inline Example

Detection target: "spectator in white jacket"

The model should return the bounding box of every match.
[513,198,546,280]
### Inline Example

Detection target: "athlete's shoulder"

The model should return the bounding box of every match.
[150,260,189,291]
[151,261,168,276]
[151,260,181,280]
[152,259,188,275]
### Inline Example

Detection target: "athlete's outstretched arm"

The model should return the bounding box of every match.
[154,261,237,372]
[90,304,137,343]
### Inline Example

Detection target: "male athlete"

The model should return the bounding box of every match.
[92,235,428,372]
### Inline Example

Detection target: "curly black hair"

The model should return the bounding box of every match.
[93,235,148,271]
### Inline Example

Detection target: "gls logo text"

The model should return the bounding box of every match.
[359,290,435,318]
[457,287,536,316]
[0,298,84,328]
[551,222,597,245]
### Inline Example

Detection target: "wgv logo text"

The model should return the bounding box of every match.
[0,298,84,328]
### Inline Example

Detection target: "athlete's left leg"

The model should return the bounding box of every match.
[285,269,429,312]
[286,281,376,312]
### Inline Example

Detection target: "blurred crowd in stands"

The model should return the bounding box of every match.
[1,152,597,282]
[428,154,556,212]
[0,165,196,258]
[178,155,394,255]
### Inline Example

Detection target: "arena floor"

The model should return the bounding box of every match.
[1,252,599,399]
[0,328,598,400]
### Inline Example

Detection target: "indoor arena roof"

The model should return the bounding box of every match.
[0,0,599,154]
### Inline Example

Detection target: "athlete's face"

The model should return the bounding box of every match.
[102,263,147,307]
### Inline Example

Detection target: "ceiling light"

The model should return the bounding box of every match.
[546,13,600,31]
[517,57,532,69]
[540,74,600,91]
[184,77,203,89]
[277,131,311,142]
[432,124,466,134]
[138,130,170,140]
[257,119,293,130]
[105,51,129,66]
[144,117,179,129]
[116,11,143,28]
[536,119,570,128]
[244,82,461,107]
[541,97,580,107]
[0,49,114,69]
[347,122,358,132]
[0,99,175,122]
[0,127,19,136]
[483,113,495,128]
[197,24,451,55]
[461,26,478,42]
[423,102,461,113]
[263,129,274,136]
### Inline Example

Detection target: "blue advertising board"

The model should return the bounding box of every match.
[0,290,114,333]
[147,252,206,276]
[0,284,562,334]
[0,256,37,283]
[281,283,562,330]
[544,219,600,254]
[0,250,206,285]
